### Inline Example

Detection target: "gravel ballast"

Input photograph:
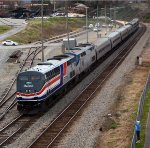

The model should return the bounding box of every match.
[56,26,150,148]
[0,25,147,148]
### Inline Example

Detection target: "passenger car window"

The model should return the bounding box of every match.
[81,52,86,57]
[54,67,60,75]
[89,47,94,51]
[67,57,76,65]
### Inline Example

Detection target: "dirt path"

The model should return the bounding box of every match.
[96,25,150,148]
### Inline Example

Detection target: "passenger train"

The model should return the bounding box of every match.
[16,18,139,113]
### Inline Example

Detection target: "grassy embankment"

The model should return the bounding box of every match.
[7,17,93,44]
[0,25,12,35]
[136,87,150,148]
[143,15,150,23]
[97,66,150,148]
[116,3,150,22]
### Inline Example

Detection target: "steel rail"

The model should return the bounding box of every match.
[0,126,22,146]
[28,25,146,148]
[0,113,44,147]
[0,28,90,147]
[0,48,33,105]
[0,47,40,119]
[0,114,23,132]
[0,99,17,120]
[0,47,45,147]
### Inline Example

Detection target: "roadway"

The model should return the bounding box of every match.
[0,18,27,41]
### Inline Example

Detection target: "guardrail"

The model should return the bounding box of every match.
[131,72,150,148]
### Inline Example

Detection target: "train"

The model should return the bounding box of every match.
[16,18,139,113]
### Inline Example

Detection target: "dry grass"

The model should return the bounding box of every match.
[95,33,150,148]
[96,66,149,148]
[7,18,86,44]
[0,25,11,35]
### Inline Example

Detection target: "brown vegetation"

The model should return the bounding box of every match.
[96,32,150,148]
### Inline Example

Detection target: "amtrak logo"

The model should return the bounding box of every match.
[24,82,33,87]
[26,82,32,85]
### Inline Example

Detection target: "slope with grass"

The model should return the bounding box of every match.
[97,67,149,148]
[7,17,87,44]
[96,28,150,148]
[0,25,12,35]
[136,88,150,148]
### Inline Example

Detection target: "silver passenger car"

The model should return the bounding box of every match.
[107,31,122,48]
[95,37,112,60]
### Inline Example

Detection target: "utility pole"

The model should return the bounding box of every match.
[53,0,55,12]
[65,0,70,49]
[76,4,88,43]
[97,4,99,38]
[110,5,112,19]
[41,0,44,62]
[105,5,107,34]
[114,7,116,28]
[86,7,88,43]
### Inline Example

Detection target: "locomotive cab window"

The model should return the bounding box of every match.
[18,76,29,81]
[31,76,41,80]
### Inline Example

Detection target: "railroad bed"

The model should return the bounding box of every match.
[27,25,146,148]
[0,24,148,148]
[0,22,149,145]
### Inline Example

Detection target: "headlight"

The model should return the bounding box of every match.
[25,90,31,93]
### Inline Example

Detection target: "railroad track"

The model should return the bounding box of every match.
[0,25,93,147]
[0,47,43,120]
[0,24,145,147]
[0,114,42,147]
[28,25,146,148]
[0,46,49,147]
[0,28,91,112]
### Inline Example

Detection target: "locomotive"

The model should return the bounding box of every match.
[16,19,139,113]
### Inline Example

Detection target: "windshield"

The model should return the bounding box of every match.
[19,76,29,81]
[17,73,45,93]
